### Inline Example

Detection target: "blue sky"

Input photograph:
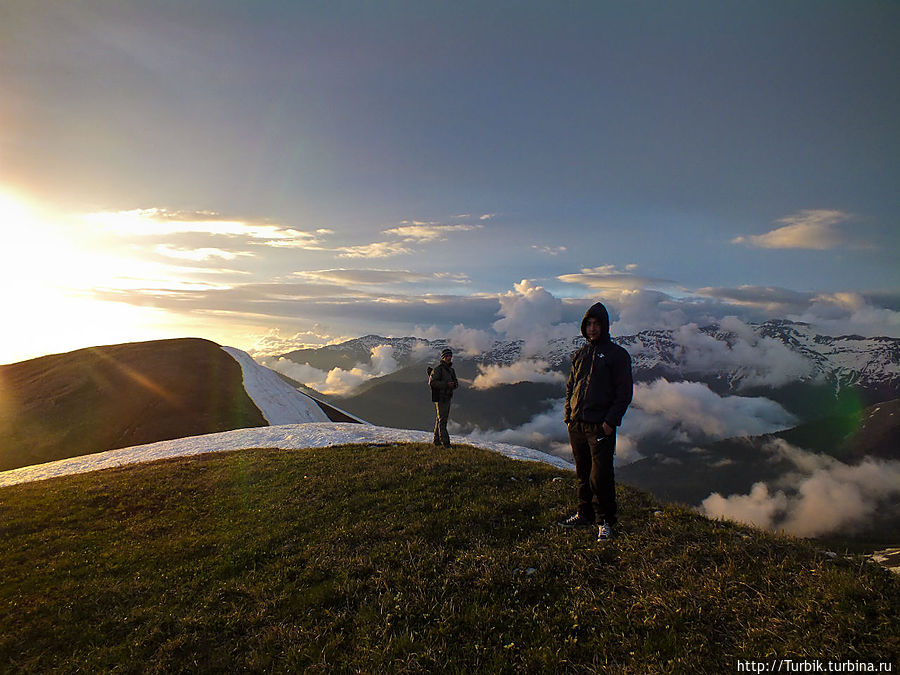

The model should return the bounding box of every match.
[1,1,898,362]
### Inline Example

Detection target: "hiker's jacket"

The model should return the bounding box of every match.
[565,303,633,428]
[429,361,458,403]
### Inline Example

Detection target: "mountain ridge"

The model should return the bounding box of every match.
[283,320,900,398]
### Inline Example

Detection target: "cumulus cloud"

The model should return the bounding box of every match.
[472,360,565,389]
[622,379,797,444]
[494,280,562,332]
[701,439,900,537]
[446,324,496,356]
[461,399,644,465]
[691,287,900,338]
[604,289,698,334]
[790,292,900,338]
[732,209,855,250]
[667,319,815,387]
[249,326,348,357]
[455,375,794,467]
[264,344,401,396]
[408,339,440,363]
[492,280,579,355]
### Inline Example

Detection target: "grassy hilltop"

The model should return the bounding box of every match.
[0,338,267,472]
[1,444,897,673]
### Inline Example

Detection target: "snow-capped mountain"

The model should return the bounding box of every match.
[284,320,900,397]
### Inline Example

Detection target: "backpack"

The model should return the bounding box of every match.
[426,366,440,402]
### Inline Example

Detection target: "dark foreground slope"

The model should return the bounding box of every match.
[0,338,266,471]
[1,444,896,673]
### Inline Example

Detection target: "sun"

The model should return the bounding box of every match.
[0,189,174,364]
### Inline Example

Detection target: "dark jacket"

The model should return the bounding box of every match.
[429,361,458,403]
[565,302,633,427]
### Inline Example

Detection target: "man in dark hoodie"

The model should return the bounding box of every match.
[429,347,458,448]
[560,302,633,541]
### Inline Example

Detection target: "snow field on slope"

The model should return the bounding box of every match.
[222,346,330,424]
[0,423,573,488]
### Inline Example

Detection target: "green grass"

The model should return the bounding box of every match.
[1,443,897,673]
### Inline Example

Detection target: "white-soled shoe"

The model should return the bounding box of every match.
[598,521,613,541]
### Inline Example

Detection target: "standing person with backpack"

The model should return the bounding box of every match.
[560,302,633,542]
[428,347,458,448]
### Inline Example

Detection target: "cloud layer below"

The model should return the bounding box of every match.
[701,439,900,537]
[264,344,401,396]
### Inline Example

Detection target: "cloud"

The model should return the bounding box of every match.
[558,265,675,291]
[492,280,579,355]
[622,379,797,443]
[701,439,900,537]
[335,242,414,259]
[331,218,483,260]
[446,324,496,356]
[668,319,815,387]
[732,209,855,250]
[472,359,565,389]
[789,292,900,338]
[494,280,563,333]
[249,326,348,357]
[264,344,401,396]
[532,245,567,256]
[84,208,330,248]
[154,244,255,262]
[692,287,900,338]
[602,289,698,334]
[292,268,469,286]
[459,378,793,469]
[382,222,482,242]
[460,399,643,465]
[694,285,813,314]
[414,323,496,357]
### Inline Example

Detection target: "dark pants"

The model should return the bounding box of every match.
[433,400,451,447]
[568,422,617,525]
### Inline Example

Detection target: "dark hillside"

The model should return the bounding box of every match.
[0,338,266,471]
[335,362,563,432]
[1,444,896,672]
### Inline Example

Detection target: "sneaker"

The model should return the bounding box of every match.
[598,521,613,541]
[559,513,593,529]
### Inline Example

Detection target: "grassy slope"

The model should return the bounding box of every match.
[0,338,267,471]
[1,444,897,673]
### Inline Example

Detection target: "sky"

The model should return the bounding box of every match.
[1,0,899,364]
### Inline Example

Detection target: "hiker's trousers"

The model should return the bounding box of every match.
[433,400,452,447]
[568,422,617,525]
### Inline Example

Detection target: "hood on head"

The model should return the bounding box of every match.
[581,302,611,342]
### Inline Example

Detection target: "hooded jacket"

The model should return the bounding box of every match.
[429,359,458,403]
[565,302,633,428]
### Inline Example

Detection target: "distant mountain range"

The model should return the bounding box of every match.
[283,319,899,431]
[286,319,900,397]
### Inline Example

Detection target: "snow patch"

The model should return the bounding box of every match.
[0,423,573,488]
[222,346,329,424]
